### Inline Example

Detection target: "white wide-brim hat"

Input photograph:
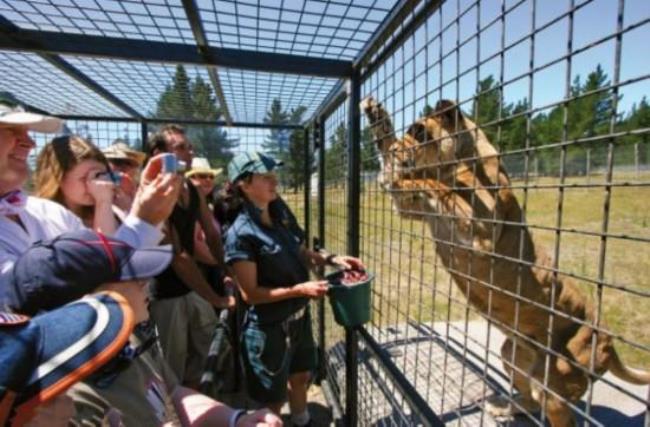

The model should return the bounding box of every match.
[0,109,62,133]
[185,157,223,178]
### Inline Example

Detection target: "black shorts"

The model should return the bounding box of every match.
[241,308,317,404]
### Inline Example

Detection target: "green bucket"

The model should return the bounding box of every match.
[326,270,373,328]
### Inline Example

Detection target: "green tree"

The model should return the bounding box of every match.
[325,124,347,184]
[262,99,290,158]
[156,65,192,120]
[624,97,650,144]
[531,65,616,175]
[154,65,237,169]
[419,104,434,117]
[567,64,614,140]
[361,126,380,172]
[502,99,530,152]
[283,106,309,191]
[619,96,650,164]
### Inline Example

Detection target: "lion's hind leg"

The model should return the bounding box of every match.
[485,338,541,420]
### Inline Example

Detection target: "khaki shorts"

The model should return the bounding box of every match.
[150,291,217,386]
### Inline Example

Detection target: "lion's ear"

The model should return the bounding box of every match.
[434,99,465,130]
[405,121,428,144]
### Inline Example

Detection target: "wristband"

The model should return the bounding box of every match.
[325,253,337,266]
[228,409,245,427]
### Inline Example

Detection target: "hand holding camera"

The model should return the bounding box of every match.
[88,171,117,206]
[160,153,188,174]
[129,154,183,226]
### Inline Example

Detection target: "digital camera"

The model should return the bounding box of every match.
[160,153,188,174]
[96,171,122,185]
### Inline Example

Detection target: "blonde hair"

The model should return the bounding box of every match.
[35,135,108,205]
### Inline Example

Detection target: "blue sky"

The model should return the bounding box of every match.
[363,0,649,133]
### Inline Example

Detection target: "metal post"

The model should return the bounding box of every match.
[141,121,148,152]
[344,69,361,427]
[303,126,311,243]
[586,148,591,184]
[317,117,327,385]
[635,142,640,178]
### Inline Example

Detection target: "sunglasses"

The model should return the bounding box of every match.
[109,158,139,168]
[192,173,215,180]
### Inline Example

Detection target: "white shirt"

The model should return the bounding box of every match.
[0,196,162,289]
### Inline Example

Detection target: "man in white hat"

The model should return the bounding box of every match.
[0,92,182,288]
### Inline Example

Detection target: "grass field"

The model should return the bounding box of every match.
[284,171,650,367]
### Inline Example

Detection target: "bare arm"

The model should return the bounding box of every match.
[230,259,327,305]
[129,155,183,226]
[300,246,366,271]
[169,225,233,309]
[196,191,224,265]
[87,178,118,234]
[193,223,217,265]
[171,386,281,427]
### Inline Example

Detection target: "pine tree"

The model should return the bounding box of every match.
[361,126,380,172]
[283,106,308,191]
[154,65,238,169]
[262,99,290,158]
[325,124,347,184]
[567,64,614,140]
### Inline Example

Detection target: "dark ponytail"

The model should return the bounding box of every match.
[213,178,251,231]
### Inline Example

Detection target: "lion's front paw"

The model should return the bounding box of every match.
[360,96,377,112]
[485,395,517,420]
[485,394,540,420]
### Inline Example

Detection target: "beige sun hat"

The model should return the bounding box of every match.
[102,140,146,166]
[0,92,62,133]
[185,157,223,178]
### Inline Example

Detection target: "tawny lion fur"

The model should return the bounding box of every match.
[361,97,650,427]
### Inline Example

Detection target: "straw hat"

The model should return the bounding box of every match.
[186,157,223,178]
[102,140,146,167]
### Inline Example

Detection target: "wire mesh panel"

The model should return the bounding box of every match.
[0,0,195,43]
[196,0,399,60]
[63,57,215,119]
[0,51,130,117]
[218,68,339,123]
[335,0,650,425]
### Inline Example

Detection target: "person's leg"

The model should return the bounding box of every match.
[287,311,318,426]
[287,371,310,424]
[185,292,218,388]
[149,296,189,382]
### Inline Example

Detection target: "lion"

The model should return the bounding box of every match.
[360,96,650,427]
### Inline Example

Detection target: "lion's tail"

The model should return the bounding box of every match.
[608,348,650,385]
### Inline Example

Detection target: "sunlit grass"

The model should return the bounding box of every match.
[284,172,650,366]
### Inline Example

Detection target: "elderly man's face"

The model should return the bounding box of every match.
[0,125,35,195]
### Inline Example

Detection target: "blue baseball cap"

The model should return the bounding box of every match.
[4,229,172,316]
[227,151,283,182]
[0,291,134,425]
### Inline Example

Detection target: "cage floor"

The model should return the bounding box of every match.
[325,320,648,426]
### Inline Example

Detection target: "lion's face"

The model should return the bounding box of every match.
[383,103,477,187]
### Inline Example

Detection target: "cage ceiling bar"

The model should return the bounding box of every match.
[181,0,232,125]
[0,26,353,80]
